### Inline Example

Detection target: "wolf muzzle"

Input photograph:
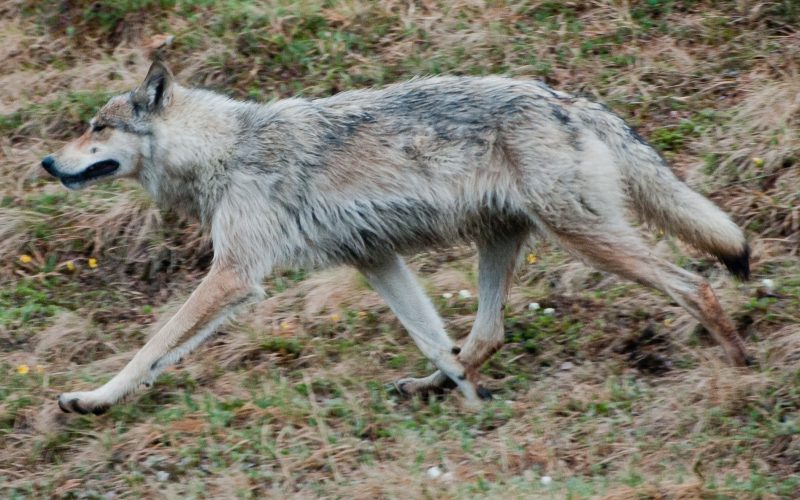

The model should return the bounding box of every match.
[41,156,120,186]
[41,155,58,177]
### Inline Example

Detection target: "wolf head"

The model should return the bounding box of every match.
[41,61,174,190]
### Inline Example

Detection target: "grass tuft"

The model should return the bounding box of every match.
[1,0,798,497]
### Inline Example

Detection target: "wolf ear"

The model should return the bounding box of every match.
[132,61,173,113]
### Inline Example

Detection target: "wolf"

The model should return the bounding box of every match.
[42,61,751,414]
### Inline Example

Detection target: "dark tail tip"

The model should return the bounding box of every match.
[718,244,750,281]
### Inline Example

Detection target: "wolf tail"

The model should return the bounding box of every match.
[585,105,750,280]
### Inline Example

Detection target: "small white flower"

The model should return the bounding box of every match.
[442,292,453,299]
[761,278,775,291]
[540,475,553,486]
[528,302,540,311]
[156,471,170,482]
[458,289,472,299]
[543,307,555,315]
[426,466,443,479]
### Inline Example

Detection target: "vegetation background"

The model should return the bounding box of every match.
[1,0,799,497]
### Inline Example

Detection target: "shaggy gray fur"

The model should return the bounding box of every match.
[46,62,751,414]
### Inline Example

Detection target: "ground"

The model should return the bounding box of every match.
[1,1,799,498]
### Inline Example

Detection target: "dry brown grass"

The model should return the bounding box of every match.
[1,0,799,498]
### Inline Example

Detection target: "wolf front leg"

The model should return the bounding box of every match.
[58,265,258,415]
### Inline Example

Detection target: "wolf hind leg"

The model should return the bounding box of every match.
[358,255,481,407]
[394,228,528,398]
[549,223,749,366]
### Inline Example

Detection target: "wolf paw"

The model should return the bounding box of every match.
[392,372,491,406]
[57,392,110,415]
[392,373,456,397]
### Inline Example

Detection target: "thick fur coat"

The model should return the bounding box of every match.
[44,62,750,414]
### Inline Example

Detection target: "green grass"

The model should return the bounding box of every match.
[1,90,115,139]
[2,0,799,497]
[4,251,797,497]
[0,279,64,332]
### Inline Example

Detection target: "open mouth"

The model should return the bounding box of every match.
[59,159,120,186]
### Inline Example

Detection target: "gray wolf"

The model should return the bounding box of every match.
[42,61,750,414]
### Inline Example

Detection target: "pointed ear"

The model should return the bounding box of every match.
[132,61,173,113]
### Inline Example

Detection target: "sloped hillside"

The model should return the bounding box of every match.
[1,1,798,497]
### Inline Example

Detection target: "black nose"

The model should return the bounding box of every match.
[41,155,57,176]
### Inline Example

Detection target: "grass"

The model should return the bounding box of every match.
[1,0,799,498]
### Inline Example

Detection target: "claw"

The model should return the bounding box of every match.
[476,385,493,400]
[440,377,457,391]
[69,398,90,415]
[91,404,110,415]
[392,380,411,397]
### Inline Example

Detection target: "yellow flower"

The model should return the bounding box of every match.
[356,311,368,320]
[17,364,29,375]
[65,260,76,272]
[663,318,673,327]
[19,255,32,264]
[88,258,98,269]
[35,365,45,374]
[280,321,291,331]
[330,313,341,322]
[752,157,764,168]
[526,253,537,265]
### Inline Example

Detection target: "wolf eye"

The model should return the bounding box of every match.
[91,123,107,133]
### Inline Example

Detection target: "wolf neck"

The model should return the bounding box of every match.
[141,86,242,225]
